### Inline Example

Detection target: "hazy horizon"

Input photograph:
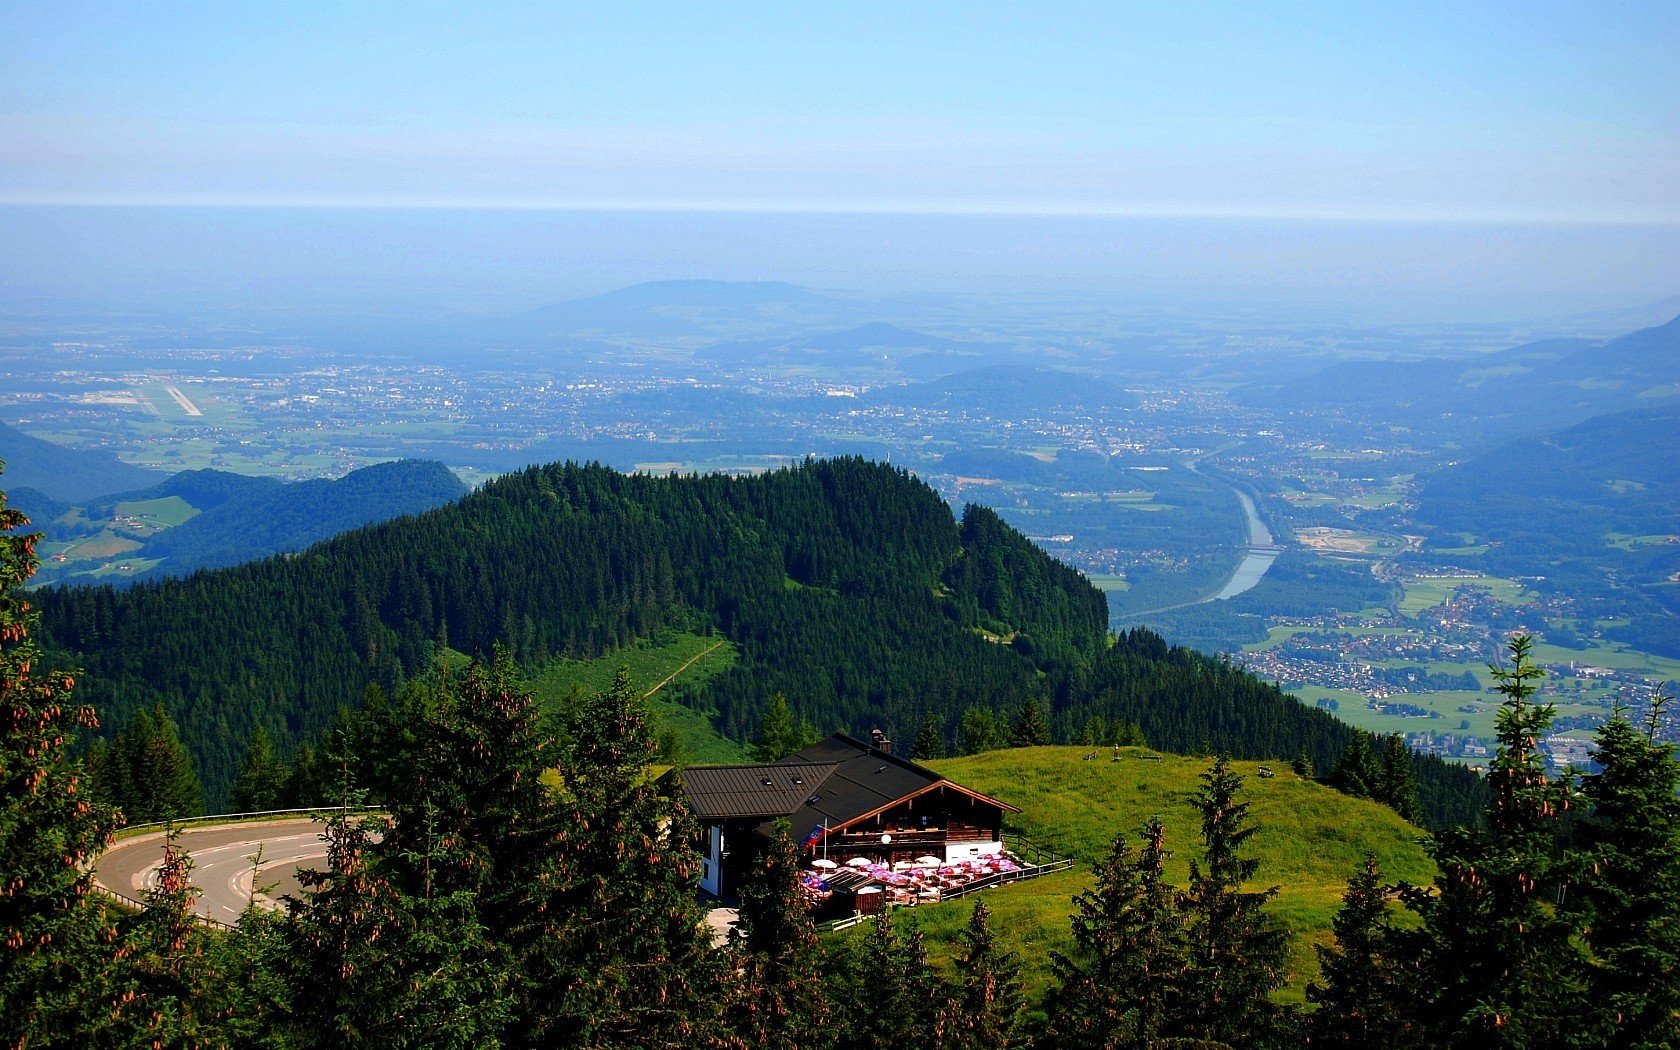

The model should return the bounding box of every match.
[3,205,1676,331]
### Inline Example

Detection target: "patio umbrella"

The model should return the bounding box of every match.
[915,855,942,866]
[811,859,838,870]
[892,861,913,871]
[846,857,871,868]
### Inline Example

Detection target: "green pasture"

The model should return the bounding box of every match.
[113,495,199,529]
[1530,637,1680,682]
[1398,574,1534,616]
[896,747,1435,1004]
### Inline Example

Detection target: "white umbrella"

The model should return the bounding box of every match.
[846,857,871,868]
[915,855,942,866]
[892,861,913,871]
[811,858,838,870]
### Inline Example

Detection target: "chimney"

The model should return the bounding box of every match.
[870,727,892,754]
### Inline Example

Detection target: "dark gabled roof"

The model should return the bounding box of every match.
[766,734,1020,842]
[669,762,839,822]
[668,734,1020,840]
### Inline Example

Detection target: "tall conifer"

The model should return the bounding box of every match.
[1568,691,1680,1048]
[726,823,831,1049]
[939,898,1024,1048]
[0,472,124,1045]
[1396,635,1587,1048]
[1181,755,1290,1047]
[1046,817,1185,1048]
[1306,855,1418,1049]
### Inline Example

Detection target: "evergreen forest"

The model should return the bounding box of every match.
[28,457,1483,827]
[6,463,1678,1047]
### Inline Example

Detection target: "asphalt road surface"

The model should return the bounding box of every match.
[94,818,330,926]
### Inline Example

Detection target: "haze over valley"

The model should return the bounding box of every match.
[4,270,1677,768]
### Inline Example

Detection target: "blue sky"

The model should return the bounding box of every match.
[4,1,1677,222]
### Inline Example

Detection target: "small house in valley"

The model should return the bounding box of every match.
[667,733,1022,901]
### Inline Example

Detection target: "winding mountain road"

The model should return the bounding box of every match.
[94,818,330,926]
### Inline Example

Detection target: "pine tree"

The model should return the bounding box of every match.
[1306,855,1419,1049]
[751,691,817,762]
[1114,721,1147,748]
[838,908,944,1047]
[1377,734,1422,824]
[1010,694,1051,747]
[0,471,125,1045]
[1180,755,1290,1047]
[1567,690,1680,1049]
[1291,748,1314,778]
[282,807,508,1046]
[230,725,288,813]
[939,898,1024,1048]
[1396,635,1588,1049]
[1333,732,1378,798]
[209,907,295,1050]
[726,822,831,1049]
[911,711,946,760]
[109,828,225,1045]
[94,703,203,824]
[1046,817,1185,1048]
[958,705,1007,755]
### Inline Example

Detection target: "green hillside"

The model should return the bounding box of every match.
[37,458,1108,803]
[0,421,166,502]
[25,461,467,586]
[1414,400,1680,656]
[906,746,1434,1003]
[32,457,1483,823]
[527,630,747,763]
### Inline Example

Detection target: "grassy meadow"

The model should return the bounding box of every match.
[874,746,1438,1004]
[526,630,747,764]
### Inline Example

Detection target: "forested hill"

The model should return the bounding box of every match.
[36,458,1099,802]
[33,457,1482,824]
[0,421,165,501]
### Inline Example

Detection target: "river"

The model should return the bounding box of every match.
[1210,487,1281,600]
[1113,458,1283,620]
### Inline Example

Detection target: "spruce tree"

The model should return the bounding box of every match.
[751,691,817,762]
[230,725,288,813]
[1046,817,1185,1048]
[958,705,1007,755]
[1396,635,1588,1049]
[911,710,946,760]
[109,828,224,1045]
[282,807,507,1046]
[1180,755,1290,1047]
[726,822,831,1049]
[939,898,1024,1048]
[1376,734,1422,824]
[1567,691,1680,1049]
[0,472,125,1045]
[1010,693,1051,747]
[1291,748,1314,778]
[839,908,944,1047]
[1306,855,1419,1049]
[1333,732,1378,798]
[94,703,203,824]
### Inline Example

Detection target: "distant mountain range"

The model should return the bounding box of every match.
[492,279,844,342]
[0,421,167,502]
[1411,399,1680,656]
[17,459,467,585]
[1241,313,1680,441]
[698,321,1004,378]
[866,364,1140,416]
